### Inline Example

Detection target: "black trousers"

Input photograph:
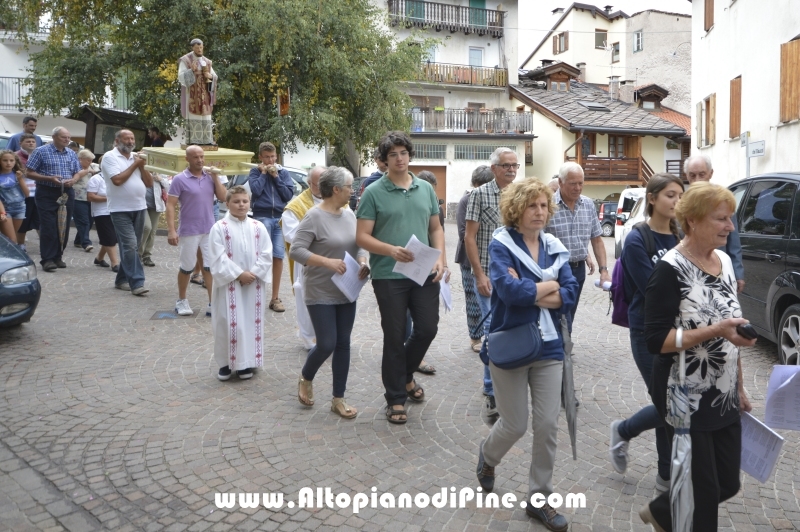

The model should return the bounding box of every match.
[35,185,74,265]
[372,276,440,406]
[649,420,742,530]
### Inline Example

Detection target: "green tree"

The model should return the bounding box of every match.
[0,0,432,170]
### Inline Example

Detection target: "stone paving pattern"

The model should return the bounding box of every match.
[1,227,798,532]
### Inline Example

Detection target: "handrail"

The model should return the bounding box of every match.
[388,0,504,37]
[414,62,508,87]
[409,108,532,134]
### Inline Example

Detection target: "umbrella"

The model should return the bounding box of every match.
[56,182,69,250]
[560,315,578,460]
[667,350,693,532]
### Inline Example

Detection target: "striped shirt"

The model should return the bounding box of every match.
[25,143,80,188]
[545,190,602,261]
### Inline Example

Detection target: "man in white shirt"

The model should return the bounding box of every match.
[100,129,153,296]
[281,166,324,349]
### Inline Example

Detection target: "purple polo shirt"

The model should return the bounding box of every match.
[169,168,216,236]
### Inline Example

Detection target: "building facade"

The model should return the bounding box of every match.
[690,0,800,185]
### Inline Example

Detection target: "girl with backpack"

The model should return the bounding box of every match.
[608,173,684,492]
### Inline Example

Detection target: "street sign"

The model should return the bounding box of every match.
[748,140,766,158]
[740,131,750,147]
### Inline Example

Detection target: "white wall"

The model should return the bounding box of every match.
[642,135,666,173]
[527,111,565,180]
[691,0,800,186]
[282,141,326,170]
[625,11,691,114]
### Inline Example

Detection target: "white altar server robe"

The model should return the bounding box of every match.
[209,213,273,371]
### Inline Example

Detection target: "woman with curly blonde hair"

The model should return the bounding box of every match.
[475,178,578,531]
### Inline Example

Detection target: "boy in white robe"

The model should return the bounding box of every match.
[209,186,273,380]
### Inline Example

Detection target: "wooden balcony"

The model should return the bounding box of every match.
[413,62,508,87]
[567,156,654,185]
[410,108,533,134]
[388,0,504,38]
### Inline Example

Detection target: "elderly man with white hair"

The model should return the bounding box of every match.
[546,161,610,330]
[683,155,745,292]
[465,146,520,422]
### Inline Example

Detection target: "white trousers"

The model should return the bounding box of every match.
[294,262,315,349]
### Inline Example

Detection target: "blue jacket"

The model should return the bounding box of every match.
[485,228,579,364]
[248,167,295,219]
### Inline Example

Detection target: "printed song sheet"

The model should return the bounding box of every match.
[765,365,800,431]
[740,412,784,483]
[331,252,368,303]
[440,279,452,312]
[391,235,441,286]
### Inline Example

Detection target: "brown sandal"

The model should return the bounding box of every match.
[385,405,407,424]
[331,398,357,419]
[298,376,314,406]
[406,381,425,402]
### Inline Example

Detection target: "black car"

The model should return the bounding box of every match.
[729,172,800,364]
[597,201,618,237]
[0,238,41,327]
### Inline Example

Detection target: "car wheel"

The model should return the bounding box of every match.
[602,223,613,237]
[778,304,800,365]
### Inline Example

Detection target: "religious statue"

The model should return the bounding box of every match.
[178,38,218,146]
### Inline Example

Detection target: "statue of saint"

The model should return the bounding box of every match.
[178,38,218,145]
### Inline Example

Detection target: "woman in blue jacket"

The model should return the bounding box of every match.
[475,179,578,532]
[609,173,684,492]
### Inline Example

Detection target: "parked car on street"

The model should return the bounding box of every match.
[614,188,646,257]
[0,237,41,327]
[726,173,800,364]
[0,132,54,150]
[597,201,618,237]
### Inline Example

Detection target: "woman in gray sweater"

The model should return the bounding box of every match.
[289,167,370,418]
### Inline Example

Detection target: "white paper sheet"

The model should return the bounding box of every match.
[765,365,800,431]
[439,279,452,312]
[331,252,368,303]
[740,412,784,483]
[391,235,441,286]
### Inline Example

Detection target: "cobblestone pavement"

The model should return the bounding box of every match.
[2,227,798,532]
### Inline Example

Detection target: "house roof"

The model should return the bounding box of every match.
[635,83,670,100]
[520,2,629,68]
[647,106,691,132]
[629,9,691,18]
[511,79,686,136]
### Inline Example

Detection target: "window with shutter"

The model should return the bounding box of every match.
[553,35,558,54]
[707,93,716,145]
[697,94,717,147]
[780,39,800,122]
[564,31,569,52]
[729,76,742,139]
[704,0,714,32]
[696,101,703,148]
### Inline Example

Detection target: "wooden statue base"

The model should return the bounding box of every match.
[180,144,219,151]
[142,147,256,176]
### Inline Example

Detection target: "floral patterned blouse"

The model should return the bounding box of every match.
[645,248,741,431]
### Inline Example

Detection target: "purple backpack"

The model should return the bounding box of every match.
[609,223,655,328]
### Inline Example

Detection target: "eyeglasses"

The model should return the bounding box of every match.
[497,163,521,170]
[387,151,410,158]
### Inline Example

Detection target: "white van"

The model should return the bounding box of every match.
[613,188,646,258]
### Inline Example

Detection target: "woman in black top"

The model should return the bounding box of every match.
[639,182,756,531]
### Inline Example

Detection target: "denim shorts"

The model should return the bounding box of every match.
[4,200,26,220]
[256,216,285,259]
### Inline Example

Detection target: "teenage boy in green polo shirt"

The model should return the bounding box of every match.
[356,131,447,424]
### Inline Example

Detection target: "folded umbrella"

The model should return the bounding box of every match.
[56,182,69,251]
[560,315,577,460]
[668,350,694,532]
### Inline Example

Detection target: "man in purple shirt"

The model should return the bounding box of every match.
[166,146,227,316]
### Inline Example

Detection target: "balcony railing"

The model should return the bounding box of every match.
[0,77,131,112]
[388,0,504,38]
[0,77,31,111]
[566,156,649,183]
[414,62,507,87]
[410,108,532,134]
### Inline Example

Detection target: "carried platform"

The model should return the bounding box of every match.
[141,147,256,176]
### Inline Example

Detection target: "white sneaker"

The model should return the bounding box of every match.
[206,303,212,317]
[609,420,629,474]
[175,299,193,316]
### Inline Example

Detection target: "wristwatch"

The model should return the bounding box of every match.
[598,266,608,272]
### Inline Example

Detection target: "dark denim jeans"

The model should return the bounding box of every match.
[474,285,493,396]
[72,199,93,248]
[567,261,586,331]
[110,210,146,289]
[302,302,357,398]
[618,328,670,480]
[35,185,74,265]
[372,276,439,405]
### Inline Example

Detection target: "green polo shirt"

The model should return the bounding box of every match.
[356,173,440,280]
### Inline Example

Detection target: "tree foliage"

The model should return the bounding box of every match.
[0,0,432,169]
